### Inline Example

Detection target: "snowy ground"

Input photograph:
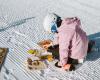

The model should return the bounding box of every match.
[0,0,100,80]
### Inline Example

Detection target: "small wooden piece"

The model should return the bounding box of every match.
[0,48,8,71]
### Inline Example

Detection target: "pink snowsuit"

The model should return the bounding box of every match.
[53,17,89,66]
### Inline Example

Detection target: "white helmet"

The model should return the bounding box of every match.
[43,13,60,33]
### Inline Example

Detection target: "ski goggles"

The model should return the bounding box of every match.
[51,22,58,33]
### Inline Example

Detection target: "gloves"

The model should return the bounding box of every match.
[55,61,75,71]
[63,64,75,71]
[47,45,59,59]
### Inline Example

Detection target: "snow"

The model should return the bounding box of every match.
[0,0,100,80]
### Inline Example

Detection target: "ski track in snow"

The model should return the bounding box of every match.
[0,0,100,80]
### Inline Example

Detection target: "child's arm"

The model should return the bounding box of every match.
[58,28,75,66]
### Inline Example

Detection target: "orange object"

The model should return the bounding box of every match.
[63,64,71,70]
[37,40,53,50]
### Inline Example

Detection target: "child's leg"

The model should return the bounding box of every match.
[67,57,78,65]
[68,57,86,64]
[54,57,78,71]
[67,57,85,70]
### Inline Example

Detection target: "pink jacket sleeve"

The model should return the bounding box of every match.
[59,28,75,66]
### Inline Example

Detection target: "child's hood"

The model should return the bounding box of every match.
[57,17,81,32]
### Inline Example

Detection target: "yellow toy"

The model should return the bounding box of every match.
[47,55,53,61]
[39,55,53,62]
[27,49,41,57]
[27,49,38,54]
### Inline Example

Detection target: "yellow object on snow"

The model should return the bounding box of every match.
[39,55,53,62]
[47,55,53,61]
[27,49,39,55]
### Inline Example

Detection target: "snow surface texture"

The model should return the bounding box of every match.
[0,0,100,80]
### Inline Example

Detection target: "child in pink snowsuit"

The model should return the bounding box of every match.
[43,13,89,70]
[53,17,89,68]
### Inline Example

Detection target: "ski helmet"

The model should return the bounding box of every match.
[43,13,60,33]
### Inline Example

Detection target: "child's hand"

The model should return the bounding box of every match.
[38,40,53,50]
[43,42,53,50]
[62,64,75,71]
[62,64,71,70]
